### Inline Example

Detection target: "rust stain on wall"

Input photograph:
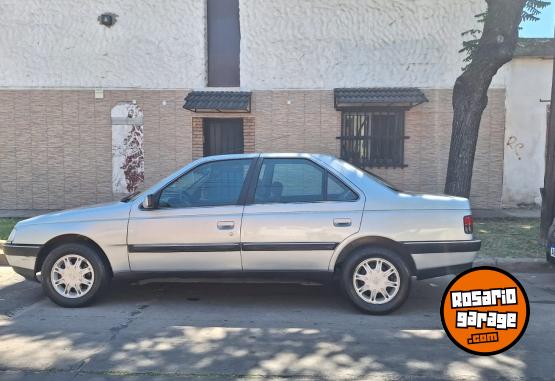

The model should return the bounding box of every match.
[112,102,144,193]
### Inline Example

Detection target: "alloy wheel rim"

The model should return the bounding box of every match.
[50,254,95,298]
[353,258,400,304]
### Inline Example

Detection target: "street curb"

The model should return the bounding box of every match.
[474,257,553,273]
[0,240,7,266]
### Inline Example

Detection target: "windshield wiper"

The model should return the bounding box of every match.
[120,191,140,202]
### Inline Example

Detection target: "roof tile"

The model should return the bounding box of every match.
[334,88,428,109]
[514,38,554,58]
[183,91,251,112]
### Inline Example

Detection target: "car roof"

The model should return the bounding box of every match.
[196,153,260,162]
[199,153,336,162]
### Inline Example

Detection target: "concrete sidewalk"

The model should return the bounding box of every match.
[0,210,52,218]
[473,207,540,218]
[474,257,552,273]
[0,241,6,266]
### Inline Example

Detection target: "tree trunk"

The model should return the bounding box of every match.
[540,35,555,242]
[445,0,526,198]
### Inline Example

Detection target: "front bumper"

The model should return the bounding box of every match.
[403,239,481,280]
[3,243,42,281]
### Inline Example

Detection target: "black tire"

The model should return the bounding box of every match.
[340,246,411,314]
[41,243,110,307]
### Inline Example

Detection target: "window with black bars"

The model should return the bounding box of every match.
[338,110,407,168]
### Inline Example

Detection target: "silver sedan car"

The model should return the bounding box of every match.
[3,153,480,314]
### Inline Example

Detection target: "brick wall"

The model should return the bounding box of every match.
[243,117,256,153]
[191,116,255,160]
[370,89,505,209]
[191,117,203,160]
[0,88,504,210]
[0,90,189,210]
[249,89,505,209]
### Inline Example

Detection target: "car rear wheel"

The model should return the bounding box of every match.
[341,247,411,314]
[41,243,110,307]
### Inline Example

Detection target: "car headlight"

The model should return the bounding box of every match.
[7,228,16,243]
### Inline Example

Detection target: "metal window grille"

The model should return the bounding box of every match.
[338,110,407,168]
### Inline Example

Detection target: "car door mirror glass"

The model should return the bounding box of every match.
[142,194,156,209]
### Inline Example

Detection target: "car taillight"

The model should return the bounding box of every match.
[463,215,473,234]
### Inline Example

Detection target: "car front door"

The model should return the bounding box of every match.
[127,158,253,271]
[241,158,365,271]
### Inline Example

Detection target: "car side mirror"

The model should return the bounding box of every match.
[142,194,157,210]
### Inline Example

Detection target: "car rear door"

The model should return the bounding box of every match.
[127,158,254,271]
[240,157,365,271]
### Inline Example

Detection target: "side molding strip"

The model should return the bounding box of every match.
[241,242,338,251]
[128,242,339,253]
[128,244,241,253]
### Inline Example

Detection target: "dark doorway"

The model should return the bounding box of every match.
[203,118,244,156]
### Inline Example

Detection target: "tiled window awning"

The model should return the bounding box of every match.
[183,91,251,113]
[334,88,428,109]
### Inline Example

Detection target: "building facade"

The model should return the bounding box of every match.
[0,0,507,211]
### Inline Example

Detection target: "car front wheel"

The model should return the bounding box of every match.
[341,247,411,314]
[41,243,110,307]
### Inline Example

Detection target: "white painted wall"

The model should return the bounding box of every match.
[0,0,207,89]
[0,0,492,89]
[240,0,497,89]
[501,57,553,207]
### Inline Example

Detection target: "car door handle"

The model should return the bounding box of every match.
[333,218,352,227]
[217,221,235,230]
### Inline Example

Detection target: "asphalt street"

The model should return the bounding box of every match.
[0,267,554,380]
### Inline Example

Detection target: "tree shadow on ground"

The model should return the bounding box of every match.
[0,276,550,380]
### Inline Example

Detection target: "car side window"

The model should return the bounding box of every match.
[158,159,251,208]
[254,158,357,204]
[327,173,358,201]
[255,159,325,203]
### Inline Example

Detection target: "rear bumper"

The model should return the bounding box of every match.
[403,239,481,254]
[415,263,473,279]
[2,243,42,281]
[403,239,481,280]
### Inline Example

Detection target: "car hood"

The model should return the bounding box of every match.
[16,201,132,226]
